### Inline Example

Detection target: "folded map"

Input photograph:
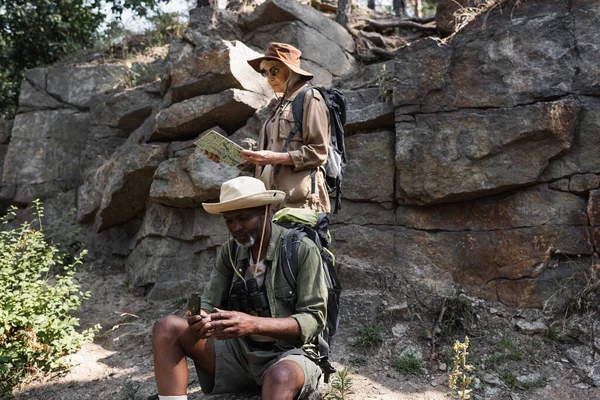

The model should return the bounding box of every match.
[194,130,245,167]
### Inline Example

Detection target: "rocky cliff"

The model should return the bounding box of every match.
[1,0,599,318]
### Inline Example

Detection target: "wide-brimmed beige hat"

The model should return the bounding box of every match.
[202,177,285,214]
[247,42,314,81]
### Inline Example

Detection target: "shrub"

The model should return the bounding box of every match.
[0,201,99,396]
[354,321,384,353]
[393,351,423,377]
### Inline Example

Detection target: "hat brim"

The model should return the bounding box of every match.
[247,56,314,81]
[202,191,286,214]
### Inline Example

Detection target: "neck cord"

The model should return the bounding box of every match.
[227,206,269,282]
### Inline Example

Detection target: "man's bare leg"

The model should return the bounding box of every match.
[261,360,305,400]
[152,315,216,395]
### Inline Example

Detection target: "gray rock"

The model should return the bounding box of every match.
[395,184,588,231]
[88,143,168,231]
[344,130,395,204]
[90,87,161,134]
[133,380,157,400]
[18,80,62,111]
[243,0,354,54]
[566,345,600,387]
[395,99,579,205]
[515,320,548,335]
[80,125,128,178]
[150,148,240,208]
[395,1,576,112]
[516,372,543,384]
[152,89,270,140]
[392,323,408,338]
[169,39,272,103]
[570,174,600,194]
[135,202,196,243]
[47,65,128,109]
[2,110,89,203]
[542,96,600,180]
[572,1,600,96]
[383,301,410,322]
[344,88,394,134]
[246,21,354,80]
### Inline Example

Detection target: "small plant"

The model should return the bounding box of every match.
[0,201,99,396]
[486,336,522,369]
[500,369,518,390]
[394,351,423,377]
[447,336,474,400]
[354,322,384,352]
[325,367,354,400]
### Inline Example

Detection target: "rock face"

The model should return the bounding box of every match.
[2,0,600,308]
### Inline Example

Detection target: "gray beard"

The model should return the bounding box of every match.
[234,235,256,249]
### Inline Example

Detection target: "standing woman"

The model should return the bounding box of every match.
[208,42,331,213]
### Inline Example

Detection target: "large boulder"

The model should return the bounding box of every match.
[395,1,576,112]
[152,89,270,141]
[1,110,90,204]
[169,39,272,103]
[344,88,394,134]
[395,99,580,205]
[46,65,128,109]
[77,142,168,230]
[18,68,63,112]
[90,85,161,135]
[149,148,240,207]
[0,118,11,144]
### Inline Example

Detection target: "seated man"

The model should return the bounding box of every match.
[152,176,328,400]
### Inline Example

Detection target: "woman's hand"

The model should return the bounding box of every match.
[240,150,292,166]
[205,151,221,163]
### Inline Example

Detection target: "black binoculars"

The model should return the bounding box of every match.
[229,278,270,317]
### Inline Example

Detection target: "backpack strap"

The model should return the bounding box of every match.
[280,228,306,292]
[274,87,312,175]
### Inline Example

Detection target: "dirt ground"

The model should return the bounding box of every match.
[11,262,600,400]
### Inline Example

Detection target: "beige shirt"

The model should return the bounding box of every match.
[256,84,331,213]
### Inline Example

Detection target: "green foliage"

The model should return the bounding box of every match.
[354,321,384,352]
[486,336,522,369]
[438,294,475,341]
[0,201,99,396]
[448,336,474,400]
[393,351,423,377]
[325,367,354,400]
[0,0,169,119]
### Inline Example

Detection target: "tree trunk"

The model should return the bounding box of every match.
[335,0,352,28]
[368,0,375,10]
[393,0,406,17]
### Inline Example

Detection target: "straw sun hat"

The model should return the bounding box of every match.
[247,42,314,81]
[202,177,285,214]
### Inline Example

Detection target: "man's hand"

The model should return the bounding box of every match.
[240,150,292,166]
[205,308,258,340]
[186,310,214,339]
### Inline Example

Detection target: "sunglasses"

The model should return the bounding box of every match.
[260,67,280,78]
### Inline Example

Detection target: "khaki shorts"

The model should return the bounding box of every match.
[194,338,322,398]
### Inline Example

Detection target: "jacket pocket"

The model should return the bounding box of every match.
[273,284,295,312]
[278,110,302,148]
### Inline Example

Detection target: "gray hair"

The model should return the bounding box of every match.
[259,60,301,93]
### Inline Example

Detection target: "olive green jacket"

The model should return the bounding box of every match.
[200,223,328,348]
[256,84,331,213]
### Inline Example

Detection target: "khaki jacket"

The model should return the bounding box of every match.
[256,84,331,213]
